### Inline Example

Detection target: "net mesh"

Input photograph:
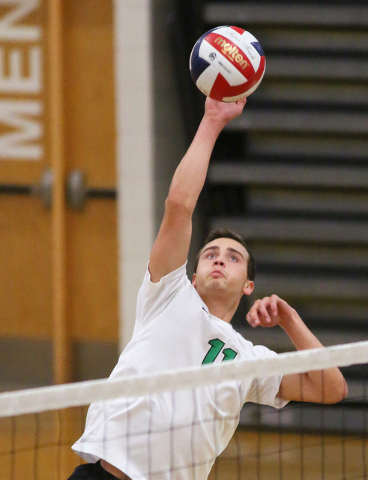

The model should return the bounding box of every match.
[1,341,368,480]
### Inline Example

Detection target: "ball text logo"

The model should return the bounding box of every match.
[214,37,248,69]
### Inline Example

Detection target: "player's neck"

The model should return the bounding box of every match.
[201,293,238,323]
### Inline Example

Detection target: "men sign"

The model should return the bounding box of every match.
[0,0,43,160]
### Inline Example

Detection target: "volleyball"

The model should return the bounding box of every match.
[189,26,266,102]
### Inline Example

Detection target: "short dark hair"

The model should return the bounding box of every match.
[194,228,256,281]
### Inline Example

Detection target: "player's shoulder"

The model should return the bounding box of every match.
[136,262,191,325]
[233,331,254,351]
[250,342,277,359]
[231,332,276,359]
[140,261,188,295]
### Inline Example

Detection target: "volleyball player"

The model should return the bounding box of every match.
[69,97,347,480]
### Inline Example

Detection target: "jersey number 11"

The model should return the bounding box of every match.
[202,339,238,364]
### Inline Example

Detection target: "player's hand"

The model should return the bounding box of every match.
[246,295,295,329]
[204,96,247,127]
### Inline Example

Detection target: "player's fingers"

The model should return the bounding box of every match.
[246,309,259,325]
[246,312,258,327]
[246,312,254,326]
[258,303,271,324]
[249,299,261,312]
[246,304,261,327]
[248,296,275,326]
[236,96,247,106]
[270,295,280,316]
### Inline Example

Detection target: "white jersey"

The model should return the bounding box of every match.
[73,263,287,480]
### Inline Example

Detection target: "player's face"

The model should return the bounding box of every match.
[192,237,254,299]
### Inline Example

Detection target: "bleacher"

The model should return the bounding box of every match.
[190,0,368,354]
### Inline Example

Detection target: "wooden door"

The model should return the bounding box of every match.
[0,0,118,387]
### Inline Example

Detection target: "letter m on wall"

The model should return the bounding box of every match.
[0,100,43,159]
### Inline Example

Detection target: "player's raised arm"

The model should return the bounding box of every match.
[149,97,247,283]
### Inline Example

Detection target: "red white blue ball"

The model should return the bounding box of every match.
[190,26,266,102]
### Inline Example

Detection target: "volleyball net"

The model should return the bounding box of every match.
[1,340,368,480]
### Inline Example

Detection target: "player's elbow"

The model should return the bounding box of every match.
[323,378,348,404]
[335,378,348,403]
[165,191,194,217]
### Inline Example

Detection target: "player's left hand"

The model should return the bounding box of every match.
[246,295,295,328]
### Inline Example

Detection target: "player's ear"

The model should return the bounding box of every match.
[192,273,197,288]
[243,281,254,296]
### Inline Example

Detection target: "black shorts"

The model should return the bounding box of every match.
[67,460,120,479]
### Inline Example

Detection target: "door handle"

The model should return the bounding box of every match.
[66,170,86,210]
[66,170,116,211]
[0,169,116,210]
[32,169,54,209]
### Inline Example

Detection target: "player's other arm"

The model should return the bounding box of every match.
[246,296,348,404]
[149,97,247,283]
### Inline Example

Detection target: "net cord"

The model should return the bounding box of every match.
[1,340,368,418]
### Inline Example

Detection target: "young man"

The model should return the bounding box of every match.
[69,97,347,480]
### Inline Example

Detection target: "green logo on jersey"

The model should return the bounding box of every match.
[202,338,238,365]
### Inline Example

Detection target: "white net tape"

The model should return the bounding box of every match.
[1,340,368,418]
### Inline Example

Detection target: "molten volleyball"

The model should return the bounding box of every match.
[190,26,266,102]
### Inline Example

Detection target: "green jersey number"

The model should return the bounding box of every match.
[202,338,238,365]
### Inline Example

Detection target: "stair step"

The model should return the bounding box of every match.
[264,55,368,82]
[244,134,368,158]
[227,108,368,135]
[253,82,368,108]
[252,29,368,55]
[253,244,368,270]
[252,272,368,301]
[209,163,368,188]
[204,3,368,27]
[247,190,368,216]
[210,217,368,244]
[288,301,368,325]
